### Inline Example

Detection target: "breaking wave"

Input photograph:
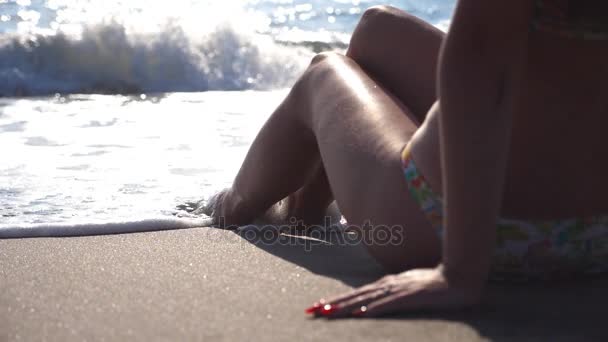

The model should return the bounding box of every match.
[0,21,316,97]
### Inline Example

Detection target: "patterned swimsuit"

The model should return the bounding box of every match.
[401,145,608,281]
[399,0,608,280]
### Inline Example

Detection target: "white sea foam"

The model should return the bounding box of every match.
[0,0,455,97]
[0,91,286,231]
[0,21,312,96]
[0,0,455,237]
[0,217,215,238]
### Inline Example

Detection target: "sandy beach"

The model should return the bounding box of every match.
[1,227,606,341]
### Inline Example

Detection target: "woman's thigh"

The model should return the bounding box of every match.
[296,53,441,271]
[347,5,445,121]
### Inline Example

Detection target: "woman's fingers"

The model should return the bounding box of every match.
[305,277,393,316]
[305,268,476,318]
[356,293,406,317]
[305,286,379,316]
[307,278,404,318]
[323,287,394,318]
[330,281,423,318]
[354,285,474,317]
[330,275,396,301]
[358,290,434,317]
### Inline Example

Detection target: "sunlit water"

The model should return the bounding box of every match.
[1,91,284,229]
[0,0,455,233]
[0,0,454,96]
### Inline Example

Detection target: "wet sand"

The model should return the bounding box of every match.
[1,227,606,341]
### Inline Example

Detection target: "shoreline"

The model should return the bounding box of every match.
[1,228,606,341]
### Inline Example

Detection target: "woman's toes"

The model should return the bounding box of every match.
[259,192,341,228]
[186,189,230,220]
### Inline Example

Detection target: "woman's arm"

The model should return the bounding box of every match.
[438,0,534,290]
[307,1,537,317]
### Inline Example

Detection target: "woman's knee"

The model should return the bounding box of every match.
[360,5,406,24]
[347,6,442,60]
[360,5,406,23]
[287,52,351,126]
[308,51,344,67]
[304,52,353,83]
[348,6,409,57]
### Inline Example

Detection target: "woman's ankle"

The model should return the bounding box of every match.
[287,191,331,225]
[217,188,259,227]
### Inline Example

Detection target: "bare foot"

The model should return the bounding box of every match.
[184,187,341,230]
[259,191,342,230]
[198,189,229,219]
[178,189,251,228]
[206,189,256,228]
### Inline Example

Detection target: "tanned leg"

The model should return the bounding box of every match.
[283,5,444,225]
[217,53,441,271]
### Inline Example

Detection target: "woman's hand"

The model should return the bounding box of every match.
[305,266,482,318]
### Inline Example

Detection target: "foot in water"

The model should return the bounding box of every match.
[178,188,260,228]
[262,190,342,231]
[181,188,341,230]
[179,189,239,227]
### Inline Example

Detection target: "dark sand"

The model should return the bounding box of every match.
[1,227,606,341]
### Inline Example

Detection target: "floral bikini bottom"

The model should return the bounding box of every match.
[401,144,608,280]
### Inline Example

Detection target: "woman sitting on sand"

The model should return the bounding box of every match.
[205,0,608,317]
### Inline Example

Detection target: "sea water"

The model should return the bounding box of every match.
[0,0,454,234]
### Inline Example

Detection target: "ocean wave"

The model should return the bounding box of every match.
[0,21,317,97]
